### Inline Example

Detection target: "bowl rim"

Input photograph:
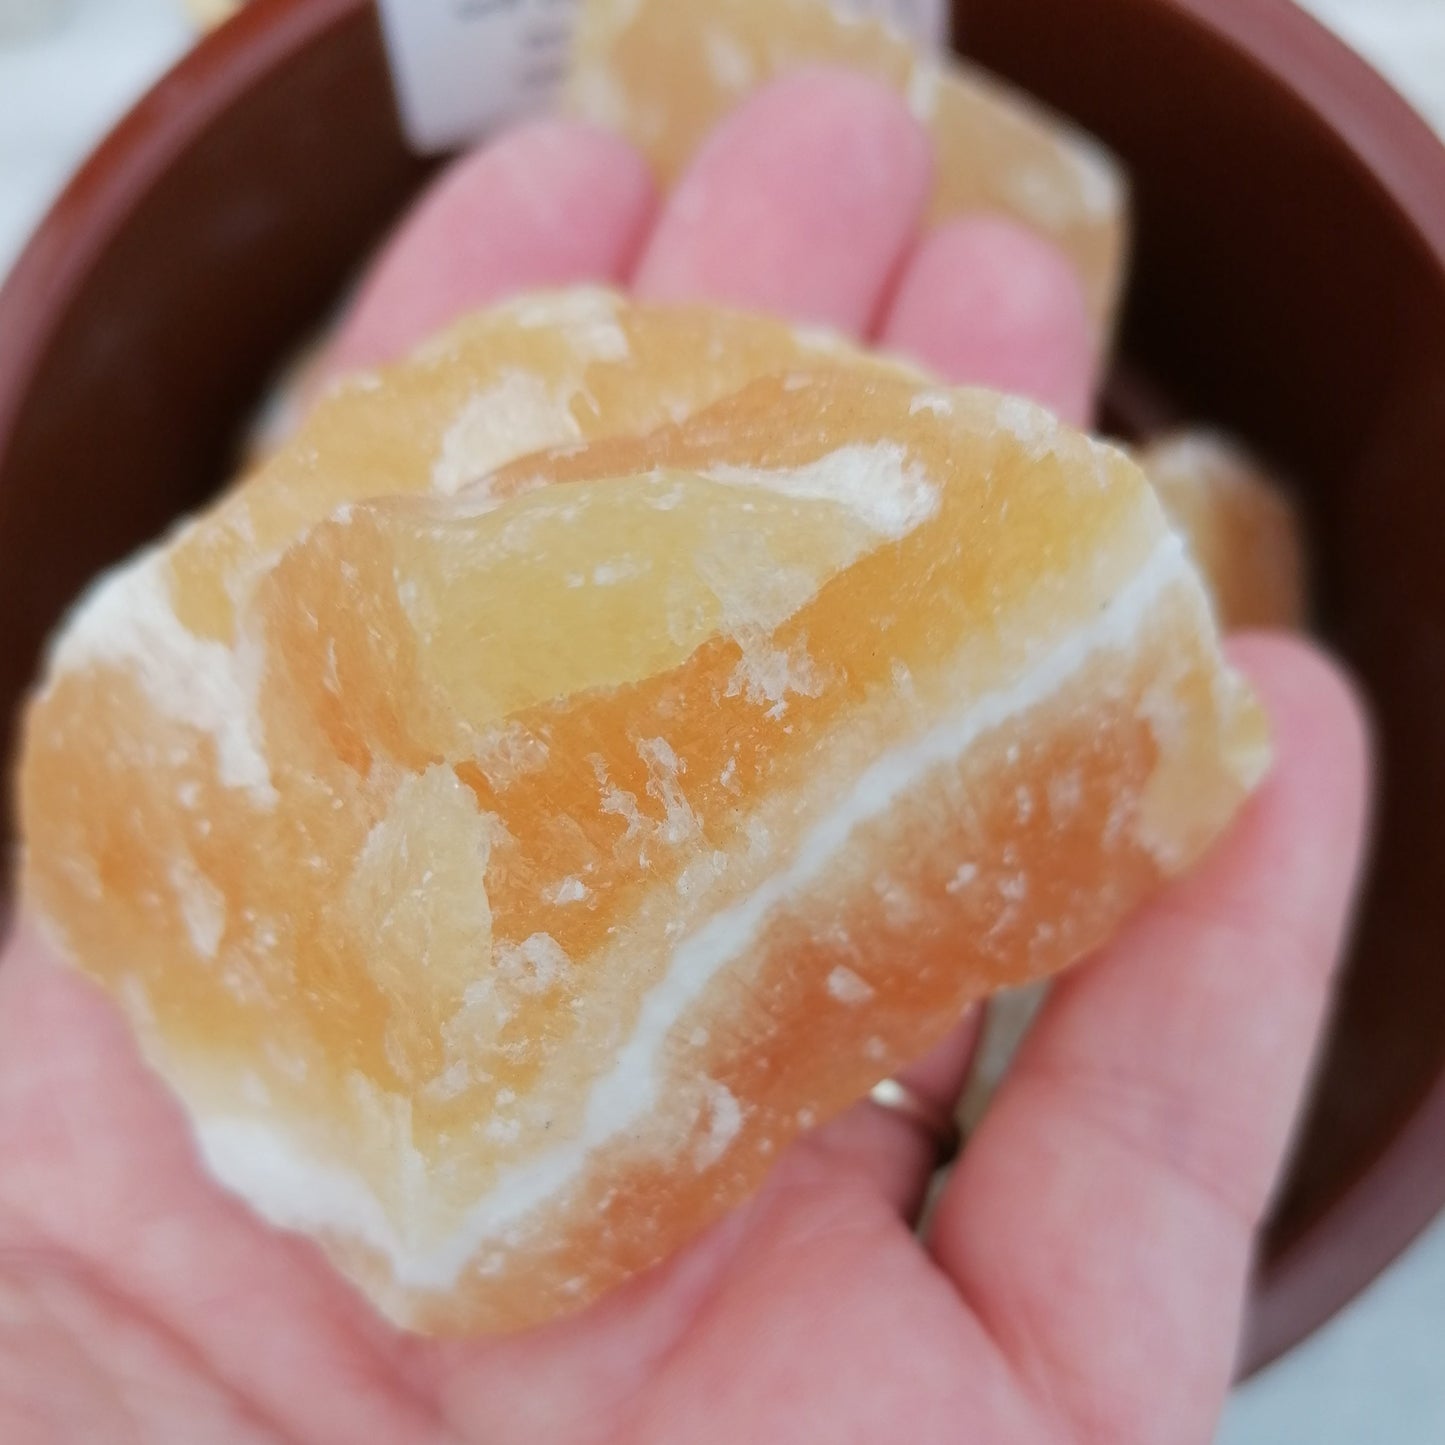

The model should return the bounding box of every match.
[1159,0,1445,1371]
[1,0,1444,1372]
[0,0,360,479]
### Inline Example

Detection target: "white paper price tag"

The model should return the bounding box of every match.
[834,0,949,47]
[376,0,951,154]
[377,0,572,153]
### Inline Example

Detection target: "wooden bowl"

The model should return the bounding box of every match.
[2,0,1443,1370]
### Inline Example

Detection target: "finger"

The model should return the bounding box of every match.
[323,118,656,378]
[632,67,932,333]
[0,933,448,1445]
[878,214,1097,425]
[800,1009,981,1220]
[928,635,1371,1443]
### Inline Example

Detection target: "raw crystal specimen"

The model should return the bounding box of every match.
[566,0,1128,339]
[19,293,1266,1333]
[1140,431,1308,631]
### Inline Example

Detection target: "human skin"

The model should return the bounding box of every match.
[0,70,1369,1445]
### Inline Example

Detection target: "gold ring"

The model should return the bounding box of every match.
[868,1078,962,1165]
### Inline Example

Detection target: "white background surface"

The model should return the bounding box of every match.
[1,2,1443,1440]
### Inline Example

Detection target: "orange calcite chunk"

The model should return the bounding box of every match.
[19,293,1266,1333]
[1140,431,1308,631]
[566,0,1128,338]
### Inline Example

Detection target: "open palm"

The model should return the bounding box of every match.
[0,72,1368,1444]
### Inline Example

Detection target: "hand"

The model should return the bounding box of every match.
[0,71,1369,1444]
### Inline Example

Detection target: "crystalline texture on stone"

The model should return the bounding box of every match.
[19,292,1267,1333]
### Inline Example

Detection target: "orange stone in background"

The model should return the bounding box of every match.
[566,0,1129,341]
[1140,430,1309,631]
[20,291,1266,1333]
